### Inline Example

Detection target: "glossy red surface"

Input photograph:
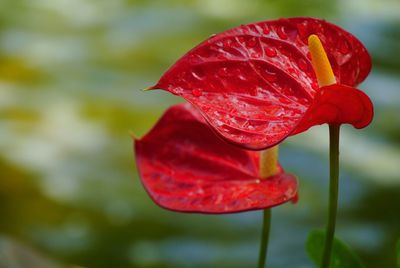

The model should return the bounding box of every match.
[135,104,298,214]
[151,17,372,150]
[293,84,374,134]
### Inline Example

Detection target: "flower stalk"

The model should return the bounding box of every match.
[258,208,271,268]
[321,124,340,268]
[258,146,279,268]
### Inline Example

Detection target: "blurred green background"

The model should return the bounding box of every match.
[0,0,399,267]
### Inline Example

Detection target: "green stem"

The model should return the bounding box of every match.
[257,146,278,268]
[321,124,340,268]
[258,209,271,268]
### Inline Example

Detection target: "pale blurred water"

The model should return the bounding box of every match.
[0,0,399,267]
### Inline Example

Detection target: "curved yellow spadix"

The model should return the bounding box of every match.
[308,34,336,87]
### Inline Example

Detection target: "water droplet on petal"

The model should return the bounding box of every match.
[298,58,308,71]
[339,39,350,54]
[265,47,277,57]
[223,39,231,49]
[214,42,223,48]
[265,70,277,82]
[277,26,288,39]
[279,97,291,104]
[263,26,270,35]
[217,54,225,60]
[250,52,261,58]
[191,69,205,80]
[297,22,308,37]
[228,106,237,113]
[197,188,204,195]
[247,38,257,47]
[192,88,203,97]
[248,24,260,34]
[311,82,319,90]
[283,84,294,93]
[217,67,228,77]
[298,98,309,105]
[215,120,224,126]
[288,67,296,74]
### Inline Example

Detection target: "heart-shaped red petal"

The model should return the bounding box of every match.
[293,84,374,134]
[134,103,298,214]
[152,17,371,150]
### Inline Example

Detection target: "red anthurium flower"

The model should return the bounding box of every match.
[135,103,298,213]
[150,17,373,150]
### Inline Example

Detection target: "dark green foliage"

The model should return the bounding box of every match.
[306,230,364,268]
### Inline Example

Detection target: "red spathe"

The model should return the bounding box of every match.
[135,104,298,214]
[152,17,372,150]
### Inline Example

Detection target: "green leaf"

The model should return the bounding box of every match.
[306,230,364,268]
[397,239,400,268]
